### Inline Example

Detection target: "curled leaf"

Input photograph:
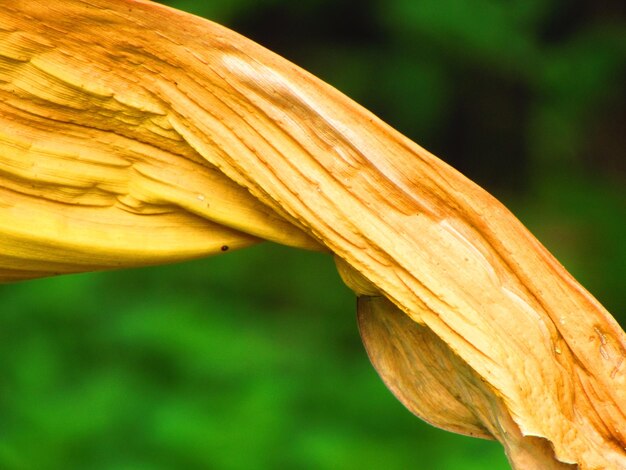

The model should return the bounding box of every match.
[0,1,624,468]
[358,296,579,469]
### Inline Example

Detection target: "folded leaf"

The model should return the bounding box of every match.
[0,1,624,468]
[358,296,580,469]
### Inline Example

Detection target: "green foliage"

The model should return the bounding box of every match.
[0,0,623,468]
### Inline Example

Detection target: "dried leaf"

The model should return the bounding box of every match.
[0,1,624,468]
[358,296,579,469]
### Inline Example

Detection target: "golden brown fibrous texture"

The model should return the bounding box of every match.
[0,2,624,468]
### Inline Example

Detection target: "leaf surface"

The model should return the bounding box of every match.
[0,1,624,467]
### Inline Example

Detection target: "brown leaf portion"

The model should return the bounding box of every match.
[358,295,494,439]
[358,296,578,469]
[1,1,625,468]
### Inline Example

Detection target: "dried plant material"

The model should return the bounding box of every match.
[358,296,579,469]
[0,1,624,468]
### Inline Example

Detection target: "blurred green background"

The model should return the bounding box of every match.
[1,0,624,469]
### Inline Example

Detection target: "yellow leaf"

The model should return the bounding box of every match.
[0,1,624,468]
